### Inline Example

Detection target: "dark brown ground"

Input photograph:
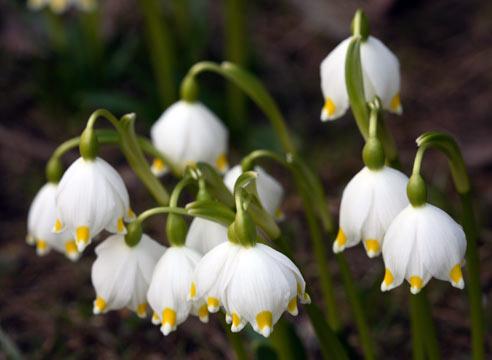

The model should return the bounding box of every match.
[1,0,491,358]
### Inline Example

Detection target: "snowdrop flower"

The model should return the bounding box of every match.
[27,0,96,13]
[92,234,165,317]
[147,246,208,336]
[185,218,228,255]
[334,166,408,258]
[27,183,80,260]
[150,100,229,176]
[320,36,401,121]
[55,157,135,252]
[191,242,310,337]
[224,165,284,217]
[381,203,466,294]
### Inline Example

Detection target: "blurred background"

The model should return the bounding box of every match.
[1,0,491,358]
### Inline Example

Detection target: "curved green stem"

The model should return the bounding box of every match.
[415,132,484,359]
[137,206,190,224]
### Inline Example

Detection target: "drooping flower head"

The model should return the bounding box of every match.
[92,234,165,317]
[381,203,466,294]
[147,246,208,336]
[185,217,228,255]
[150,100,229,176]
[191,242,310,337]
[320,36,401,121]
[334,166,409,258]
[55,157,135,252]
[27,183,79,260]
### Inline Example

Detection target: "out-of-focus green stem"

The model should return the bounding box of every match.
[139,0,176,107]
[225,0,248,134]
[44,10,66,51]
[79,9,103,73]
[418,291,441,360]
[336,255,376,359]
[409,296,425,360]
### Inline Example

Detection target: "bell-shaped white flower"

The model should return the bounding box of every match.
[381,203,466,294]
[27,183,80,261]
[91,234,165,317]
[185,218,228,255]
[147,246,208,336]
[320,36,401,121]
[224,165,284,217]
[334,166,409,258]
[150,100,229,176]
[191,242,310,337]
[55,157,135,252]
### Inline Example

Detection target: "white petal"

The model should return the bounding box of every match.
[185,218,228,255]
[150,101,228,171]
[320,38,351,121]
[360,36,401,113]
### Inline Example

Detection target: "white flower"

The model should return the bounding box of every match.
[224,165,284,217]
[185,218,228,255]
[150,100,229,175]
[191,242,310,337]
[91,234,165,317]
[333,166,409,258]
[27,0,96,13]
[147,246,208,336]
[381,203,466,294]
[55,157,135,252]
[320,36,401,121]
[27,183,80,261]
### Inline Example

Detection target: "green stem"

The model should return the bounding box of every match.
[409,296,425,360]
[139,0,176,107]
[225,0,248,134]
[336,255,376,359]
[418,291,441,360]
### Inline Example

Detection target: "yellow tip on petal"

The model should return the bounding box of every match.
[198,304,209,323]
[409,276,423,294]
[215,153,229,172]
[53,218,63,233]
[256,311,273,337]
[76,226,90,244]
[231,312,245,332]
[333,228,347,253]
[287,297,298,316]
[232,313,241,328]
[64,240,79,261]
[275,208,285,221]
[189,282,197,299]
[323,97,336,118]
[381,268,394,292]
[162,308,176,329]
[136,303,147,318]
[117,217,125,234]
[390,93,402,114]
[93,297,106,314]
[36,239,49,256]
[450,264,464,289]
[127,208,136,220]
[151,158,166,176]
[151,312,160,325]
[365,239,381,258]
[207,297,220,313]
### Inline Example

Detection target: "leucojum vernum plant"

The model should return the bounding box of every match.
[26,9,485,359]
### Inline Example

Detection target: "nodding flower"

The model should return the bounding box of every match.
[147,246,208,336]
[381,203,466,295]
[91,234,165,317]
[150,100,229,176]
[27,0,96,14]
[54,157,135,252]
[320,36,401,121]
[334,166,409,258]
[191,241,310,338]
[27,183,80,261]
